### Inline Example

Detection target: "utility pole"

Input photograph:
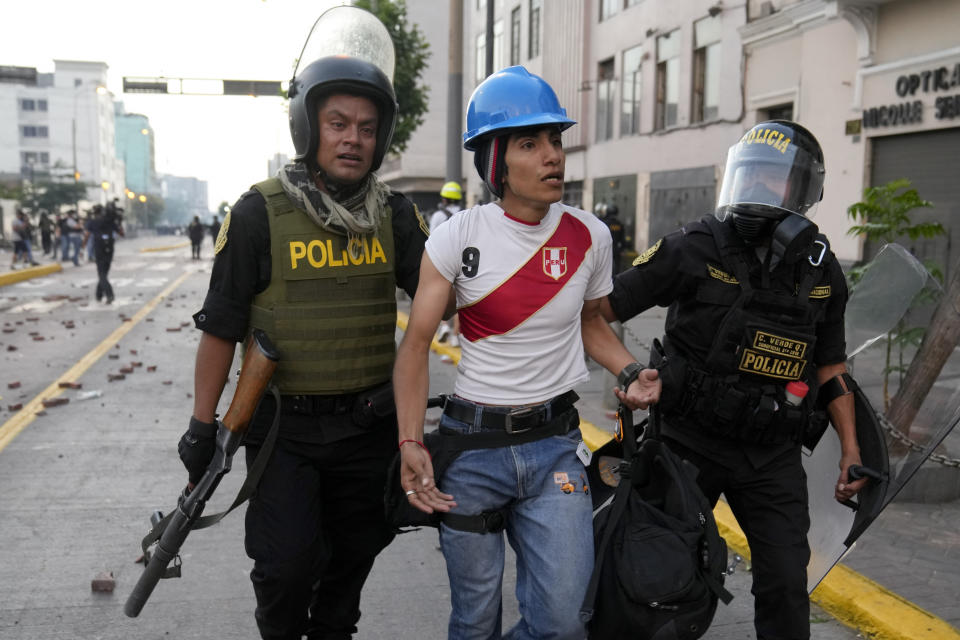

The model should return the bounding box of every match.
[446,0,463,187]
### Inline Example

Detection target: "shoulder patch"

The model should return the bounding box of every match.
[214,212,231,255]
[632,239,662,266]
[707,264,739,284]
[810,285,831,299]
[414,204,430,237]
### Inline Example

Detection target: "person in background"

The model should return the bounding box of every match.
[188,215,205,260]
[83,203,124,303]
[428,181,464,348]
[209,214,221,255]
[39,210,54,256]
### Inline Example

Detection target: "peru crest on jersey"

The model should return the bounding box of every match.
[543,247,567,280]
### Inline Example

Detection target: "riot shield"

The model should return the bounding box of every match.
[805,242,960,591]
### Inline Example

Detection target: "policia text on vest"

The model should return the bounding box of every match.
[288,235,388,270]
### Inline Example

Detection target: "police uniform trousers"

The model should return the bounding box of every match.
[243,408,397,640]
[663,432,811,640]
[94,239,115,302]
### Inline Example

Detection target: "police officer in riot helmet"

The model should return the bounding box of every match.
[602,120,866,640]
[176,7,428,639]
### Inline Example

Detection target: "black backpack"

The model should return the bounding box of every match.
[581,406,733,639]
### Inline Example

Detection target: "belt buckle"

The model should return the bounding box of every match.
[504,406,537,434]
[290,395,308,414]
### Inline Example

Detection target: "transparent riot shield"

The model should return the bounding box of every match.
[805,243,960,591]
[292,5,395,83]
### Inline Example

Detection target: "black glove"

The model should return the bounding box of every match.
[178,417,218,484]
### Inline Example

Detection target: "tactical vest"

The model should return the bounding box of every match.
[656,217,831,445]
[248,178,398,395]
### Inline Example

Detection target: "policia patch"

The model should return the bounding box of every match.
[738,329,810,381]
[632,239,662,266]
[215,212,231,255]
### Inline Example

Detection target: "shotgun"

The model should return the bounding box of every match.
[124,329,279,617]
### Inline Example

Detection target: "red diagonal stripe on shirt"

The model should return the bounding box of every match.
[459,212,592,342]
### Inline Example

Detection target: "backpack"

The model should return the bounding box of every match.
[581,406,732,639]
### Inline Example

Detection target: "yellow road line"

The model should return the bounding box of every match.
[396,311,461,363]
[0,269,193,454]
[0,263,62,288]
[140,241,190,253]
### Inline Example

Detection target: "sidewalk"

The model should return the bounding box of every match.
[414,305,960,639]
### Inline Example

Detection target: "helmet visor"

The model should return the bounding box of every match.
[298,6,395,82]
[717,141,824,219]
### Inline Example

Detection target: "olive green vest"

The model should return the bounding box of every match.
[248,178,397,394]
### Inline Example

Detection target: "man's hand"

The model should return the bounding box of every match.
[400,442,456,515]
[615,368,661,410]
[835,450,867,503]
[177,417,218,485]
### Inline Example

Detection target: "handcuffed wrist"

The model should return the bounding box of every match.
[189,416,218,438]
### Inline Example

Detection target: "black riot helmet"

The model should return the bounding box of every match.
[716,120,825,244]
[288,6,398,172]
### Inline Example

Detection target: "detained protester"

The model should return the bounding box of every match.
[602,120,865,640]
[393,66,660,640]
[176,8,428,639]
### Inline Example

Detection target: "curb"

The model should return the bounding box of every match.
[140,241,190,253]
[0,262,62,288]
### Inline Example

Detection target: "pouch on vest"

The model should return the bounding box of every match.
[352,381,396,429]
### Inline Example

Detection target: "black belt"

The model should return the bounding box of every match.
[278,393,359,416]
[442,390,579,434]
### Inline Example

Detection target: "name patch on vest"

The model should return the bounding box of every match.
[810,285,831,299]
[707,264,739,284]
[288,236,387,270]
[752,330,807,360]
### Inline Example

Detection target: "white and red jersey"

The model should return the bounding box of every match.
[425,201,613,405]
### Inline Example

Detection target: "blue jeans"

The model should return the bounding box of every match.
[437,409,594,640]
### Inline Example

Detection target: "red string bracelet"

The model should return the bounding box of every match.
[398,439,431,459]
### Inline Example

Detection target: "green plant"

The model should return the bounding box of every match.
[846,179,945,410]
[353,0,431,156]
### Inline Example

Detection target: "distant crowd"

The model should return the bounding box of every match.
[5,198,125,270]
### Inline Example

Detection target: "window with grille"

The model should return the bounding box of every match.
[529,0,541,59]
[510,7,521,66]
[655,29,680,130]
[621,45,643,136]
[692,15,721,123]
[596,58,615,142]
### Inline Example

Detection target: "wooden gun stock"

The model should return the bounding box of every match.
[222,329,280,434]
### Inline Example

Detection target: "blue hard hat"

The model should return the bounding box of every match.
[463,66,576,151]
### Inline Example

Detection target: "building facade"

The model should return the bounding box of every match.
[160,174,209,225]
[0,60,125,209]
[114,106,157,197]
[743,0,960,273]
[382,0,957,271]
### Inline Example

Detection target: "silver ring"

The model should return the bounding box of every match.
[405,489,417,497]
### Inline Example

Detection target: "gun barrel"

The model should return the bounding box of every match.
[124,505,193,617]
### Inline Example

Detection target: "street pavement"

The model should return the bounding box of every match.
[0,234,957,639]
